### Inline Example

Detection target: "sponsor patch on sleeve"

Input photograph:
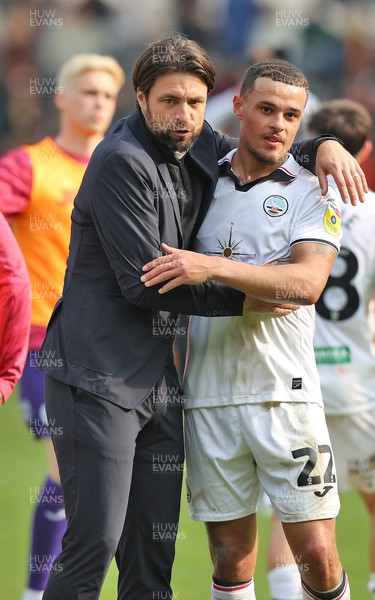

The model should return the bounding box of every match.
[323,202,341,236]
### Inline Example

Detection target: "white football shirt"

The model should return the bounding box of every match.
[314,189,375,415]
[183,151,342,409]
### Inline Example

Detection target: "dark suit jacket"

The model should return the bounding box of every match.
[39,109,245,408]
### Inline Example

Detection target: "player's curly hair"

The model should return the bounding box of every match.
[132,33,215,100]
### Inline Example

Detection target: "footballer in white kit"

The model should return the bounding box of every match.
[314,192,375,493]
[183,149,343,523]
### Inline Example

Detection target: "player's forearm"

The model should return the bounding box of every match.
[208,258,322,305]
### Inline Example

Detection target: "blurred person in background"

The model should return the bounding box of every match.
[266,98,375,600]
[0,53,125,600]
[0,211,30,406]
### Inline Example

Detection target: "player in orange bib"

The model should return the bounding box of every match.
[0,53,125,600]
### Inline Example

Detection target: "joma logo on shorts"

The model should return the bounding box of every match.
[314,485,333,498]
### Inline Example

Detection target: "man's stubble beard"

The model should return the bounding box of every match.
[144,106,201,154]
[152,127,200,154]
[246,140,287,167]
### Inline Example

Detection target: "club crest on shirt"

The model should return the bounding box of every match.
[323,202,341,236]
[263,195,288,217]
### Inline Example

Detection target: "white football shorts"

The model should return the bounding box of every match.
[185,402,340,523]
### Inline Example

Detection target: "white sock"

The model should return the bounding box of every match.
[268,564,302,600]
[302,570,350,599]
[212,577,256,599]
[368,572,375,598]
[21,590,44,600]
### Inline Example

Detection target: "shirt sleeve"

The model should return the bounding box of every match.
[0,147,33,219]
[0,211,31,402]
[290,183,342,252]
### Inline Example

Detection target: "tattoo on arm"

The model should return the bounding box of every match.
[313,243,337,258]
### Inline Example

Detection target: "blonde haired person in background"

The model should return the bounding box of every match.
[0,52,124,600]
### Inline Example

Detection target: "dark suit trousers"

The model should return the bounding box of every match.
[42,367,184,600]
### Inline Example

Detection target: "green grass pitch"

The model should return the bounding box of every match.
[0,388,371,599]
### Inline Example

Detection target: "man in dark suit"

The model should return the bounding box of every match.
[39,34,366,600]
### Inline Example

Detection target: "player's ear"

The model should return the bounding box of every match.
[233,95,244,120]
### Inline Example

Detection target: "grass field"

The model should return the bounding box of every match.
[1,388,371,599]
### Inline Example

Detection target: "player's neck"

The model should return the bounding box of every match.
[55,128,104,159]
[232,147,287,183]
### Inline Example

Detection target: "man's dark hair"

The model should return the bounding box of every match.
[308,99,372,157]
[132,33,215,99]
[240,59,308,99]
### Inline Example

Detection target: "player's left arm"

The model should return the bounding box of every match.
[141,241,337,304]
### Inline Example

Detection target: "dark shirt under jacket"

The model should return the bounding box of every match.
[165,156,198,249]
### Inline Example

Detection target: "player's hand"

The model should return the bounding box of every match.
[244,296,300,315]
[141,243,215,293]
[316,140,367,205]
